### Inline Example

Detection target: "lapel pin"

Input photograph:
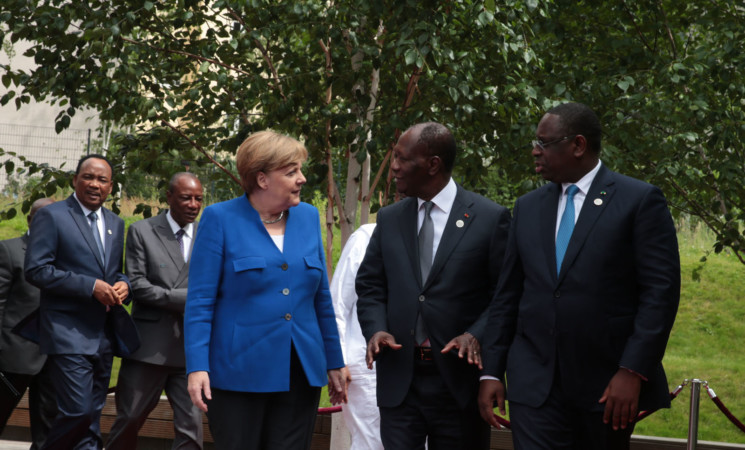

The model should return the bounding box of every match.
[594,198,603,206]
[456,219,465,228]
[107,229,112,235]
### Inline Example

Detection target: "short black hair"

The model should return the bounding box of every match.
[416,122,456,173]
[546,103,602,153]
[75,154,114,176]
[167,172,200,193]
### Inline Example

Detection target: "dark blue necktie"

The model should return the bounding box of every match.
[88,211,105,262]
[555,185,579,275]
[175,228,186,262]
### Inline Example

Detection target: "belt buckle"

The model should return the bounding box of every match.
[416,346,433,361]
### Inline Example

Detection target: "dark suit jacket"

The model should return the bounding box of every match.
[23,195,138,357]
[356,185,511,409]
[124,213,195,367]
[482,165,680,412]
[0,234,46,375]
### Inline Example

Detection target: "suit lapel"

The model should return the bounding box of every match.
[101,207,117,268]
[152,213,185,271]
[541,183,562,280]
[397,198,422,287]
[67,196,105,269]
[558,166,616,280]
[424,186,473,290]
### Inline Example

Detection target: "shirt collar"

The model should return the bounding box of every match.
[562,160,602,196]
[418,177,456,214]
[73,192,98,218]
[166,210,193,238]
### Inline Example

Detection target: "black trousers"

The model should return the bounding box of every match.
[0,365,57,450]
[205,347,321,450]
[379,359,490,450]
[510,374,634,450]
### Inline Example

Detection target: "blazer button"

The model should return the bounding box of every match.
[281,263,288,270]
[285,313,292,320]
[553,290,561,298]
[282,288,290,295]
[418,295,425,302]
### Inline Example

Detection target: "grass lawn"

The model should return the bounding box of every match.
[3,198,745,442]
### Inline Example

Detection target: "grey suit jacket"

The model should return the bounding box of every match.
[356,185,511,409]
[0,234,46,375]
[124,213,195,367]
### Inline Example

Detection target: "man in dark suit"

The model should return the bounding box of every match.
[356,122,511,449]
[24,154,139,450]
[0,197,56,449]
[107,172,204,450]
[479,103,680,450]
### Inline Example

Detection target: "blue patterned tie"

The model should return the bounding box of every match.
[555,185,579,275]
[175,228,186,263]
[88,211,105,262]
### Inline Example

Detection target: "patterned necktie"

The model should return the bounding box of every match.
[418,201,434,282]
[555,184,579,275]
[415,201,434,345]
[175,228,186,262]
[88,211,105,262]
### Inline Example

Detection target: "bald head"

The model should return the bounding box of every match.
[28,198,54,226]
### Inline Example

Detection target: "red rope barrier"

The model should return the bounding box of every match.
[317,406,342,415]
[705,383,745,434]
[634,380,688,423]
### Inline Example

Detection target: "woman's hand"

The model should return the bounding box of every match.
[187,371,212,412]
[327,367,350,405]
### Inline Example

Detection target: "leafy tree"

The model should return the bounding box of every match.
[0,0,539,267]
[526,1,745,267]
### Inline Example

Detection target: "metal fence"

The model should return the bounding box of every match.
[0,122,92,192]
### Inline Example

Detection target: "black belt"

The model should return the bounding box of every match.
[414,346,433,361]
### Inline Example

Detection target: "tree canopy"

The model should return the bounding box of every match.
[2,0,744,267]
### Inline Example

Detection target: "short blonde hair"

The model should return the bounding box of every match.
[236,130,308,193]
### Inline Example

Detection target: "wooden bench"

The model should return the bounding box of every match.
[4,391,332,450]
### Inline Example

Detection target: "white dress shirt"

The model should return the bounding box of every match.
[166,210,194,262]
[417,177,457,264]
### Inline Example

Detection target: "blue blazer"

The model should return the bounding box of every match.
[23,195,137,356]
[184,196,344,392]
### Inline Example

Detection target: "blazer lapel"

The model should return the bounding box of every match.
[67,196,105,269]
[424,186,473,290]
[541,183,562,280]
[558,166,616,280]
[101,207,117,268]
[397,198,422,287]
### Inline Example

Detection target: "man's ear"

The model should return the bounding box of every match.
[572,135,588,158]
[428,156,443,176]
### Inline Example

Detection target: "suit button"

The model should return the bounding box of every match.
[553,290,561,298]
[282,288,290,295]
[285,313,292,320]
[418,295,425,302]
[281,263,288,270]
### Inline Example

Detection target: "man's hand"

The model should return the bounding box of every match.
[112,281,129,303]
[93,279,120,306]
[478,379,506,425]
[327,367,350,405]
[187,371,211,413]
[441,332,482,368]
[366,331,402,369]
[599,368,642,430]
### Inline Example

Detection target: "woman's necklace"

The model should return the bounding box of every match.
[262,210,285,224]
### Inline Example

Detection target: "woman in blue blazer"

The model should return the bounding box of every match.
[185,131,346,449]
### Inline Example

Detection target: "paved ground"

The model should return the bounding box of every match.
[0,439,31,449]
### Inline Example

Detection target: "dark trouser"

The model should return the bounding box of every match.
[0,364,57,450]
[510,375,634,450]
[42,336,113,450]
[205,347,321,450]
[379,359,490,450]
[107,359,203,450]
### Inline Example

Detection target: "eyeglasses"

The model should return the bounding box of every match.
[531,135,576,151]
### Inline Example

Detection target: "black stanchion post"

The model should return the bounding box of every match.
[687,378,703,450]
